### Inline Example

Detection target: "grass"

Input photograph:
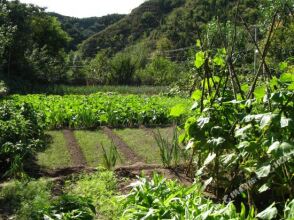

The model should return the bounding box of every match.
[0,169,121,219]
[114,128,162,164]
[35,128,177,170]
[155,127,176,141]
[37,131,72,169]
[74,130,125,167]
[66,169,122,219]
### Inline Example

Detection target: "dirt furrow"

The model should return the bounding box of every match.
[63,130,87,167]
[102,127,143,164]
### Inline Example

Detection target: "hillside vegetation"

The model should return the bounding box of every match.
[49,13,125,51]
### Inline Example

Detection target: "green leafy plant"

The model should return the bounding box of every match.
[154,128,182,167]
[66,169,121,219]
[11,93,191,129]
[0,101,45,177]
[122,173,256,219]
[43,195,96,220]
[0,179,52,219]
[101,141,120,170]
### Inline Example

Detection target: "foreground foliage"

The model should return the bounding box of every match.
[122,174,255,219]
[0,169,120,219]
[0,101,45,177]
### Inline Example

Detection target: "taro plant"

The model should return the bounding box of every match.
[11,93,191,129]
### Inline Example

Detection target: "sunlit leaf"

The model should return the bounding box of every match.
[170,104,186,117]
[255,165,271,178]
[195,51,205,68]
[192,90,202,101]
[254,86,266,101]
[258,184,270,193]
[280,73,294,83]
[196,39,201,48]
[279,61,288,71]
[256,203,277,219]
[204,152,216,166]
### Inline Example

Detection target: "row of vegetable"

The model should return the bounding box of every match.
[9,93,191,129]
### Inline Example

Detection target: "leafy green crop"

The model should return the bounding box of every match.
[122,174,256,220]
[10,93,191,129]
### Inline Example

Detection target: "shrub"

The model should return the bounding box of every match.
[0,179,52,219]
[137,56,181,85]
[0,101,45,177]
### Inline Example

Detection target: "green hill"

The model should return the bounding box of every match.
[49,13,125,50]
[79,0,186,58]
[78,0,260,59]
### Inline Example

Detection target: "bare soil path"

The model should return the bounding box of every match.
[102,127,143,164]
[63,130,87,167]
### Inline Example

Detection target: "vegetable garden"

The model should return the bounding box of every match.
[0,1,293,218]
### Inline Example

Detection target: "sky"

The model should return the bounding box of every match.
[18,0,146,18]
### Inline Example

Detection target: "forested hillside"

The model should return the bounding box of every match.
[0,0,293,87]
[49,13,125,50]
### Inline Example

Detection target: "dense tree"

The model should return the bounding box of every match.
[1,0,70,83]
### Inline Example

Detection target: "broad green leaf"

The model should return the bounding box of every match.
[254,86,266,101]
[241,84,249,93]
[258,184,270,193]
[202,177,213,190]
[213,76,221,83]
[178,133,186,143]
[238,141,250,149]
[288,82,294,90]
[256,203,277,219]
[185,140,195,150]
[170,104,186,117]
[235,124,252,139]
[267,141,280,154]
[269,77,278,89]
[213,55,225,67]
[192,90,202,100]
[191,101,199,110]
[220,153,236,166]
[197,117,210,129]
[279,61,288,71]
[204,152,216,166]
[268,141,293,157]
[207,137,226,147]
[195,51,205,68]
[255,165,271,178]
[260,114,273,129]
[280,73,294,83]
[281,117,292,128]
[196,39,201,48]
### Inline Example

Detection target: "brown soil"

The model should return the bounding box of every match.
[102,127,143,164]
[63,130,87,167]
